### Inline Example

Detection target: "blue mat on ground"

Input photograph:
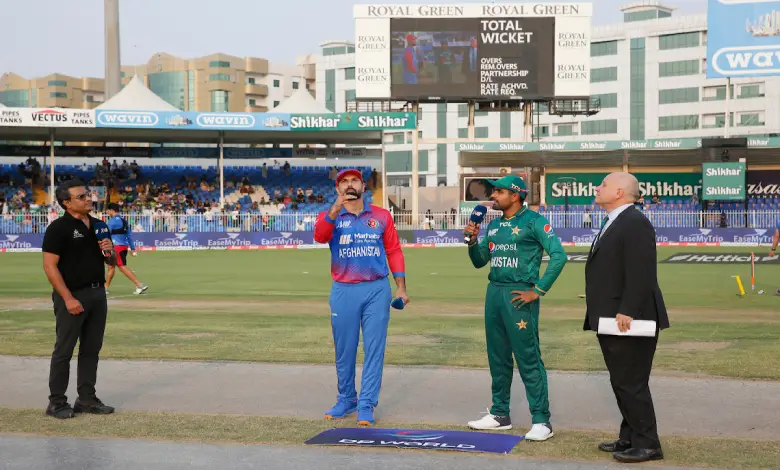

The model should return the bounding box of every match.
[304,428,524,454]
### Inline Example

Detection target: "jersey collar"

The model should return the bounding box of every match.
[339,203,372,218]
[502,206,527,221]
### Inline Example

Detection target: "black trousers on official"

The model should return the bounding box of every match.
[598,334,661,450]
[49,286,108,405]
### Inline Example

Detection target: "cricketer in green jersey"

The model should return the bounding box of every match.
[463,174,568,441]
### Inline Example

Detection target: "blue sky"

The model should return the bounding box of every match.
[2,0,707,78]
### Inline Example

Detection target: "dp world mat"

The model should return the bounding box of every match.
[354,3,593,101]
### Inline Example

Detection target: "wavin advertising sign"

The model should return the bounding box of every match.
[707,0,780,78]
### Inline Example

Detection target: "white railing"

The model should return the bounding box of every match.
[2,210,779,235]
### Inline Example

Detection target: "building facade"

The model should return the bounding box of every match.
[0,53,308,113]
[306,2,780,187]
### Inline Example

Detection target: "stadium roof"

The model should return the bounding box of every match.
[271,89,332,114]
[96,75,180,111]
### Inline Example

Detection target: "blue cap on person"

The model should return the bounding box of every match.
[336,169,364,185]
[485,174,528,196]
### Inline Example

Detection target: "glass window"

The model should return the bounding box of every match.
[474,127,489,138]
[149,71,186,110]
[273,101,280,107]
[500,112,511,138]
[211,90,229,112]
[658,87,699,104]
[458,128,468,138]
[659,32,700,50]
[659,60,699,77]
[323,46,348,56]
[248,98,256,106]
[345,89,356,101]
[187,70,195,111]
[385,150,428,172]
[273,79,280,88]
[592,93,618,108]
[345,67,356,80]
[391,133,404,144]
[591,41,618,56]
[0,89,29,107]
[555,124,574,136]
[534,125,550,138]
[292,82,299,89]
[658,114,699,131]
[738,85,761,98]
[739,113,762,126]
[50,92,67,98]
[325,69,336,111]
[48,80,67,87]
[591,67,618,83]
[247,77,256,85]
[209,60,230,68]
[581,119,618,135]
[84,95,95,102]
[624,9,658,22]
[209,73,231,82]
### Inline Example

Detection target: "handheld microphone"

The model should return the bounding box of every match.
[463,205,488,244]
[94,220,112,257]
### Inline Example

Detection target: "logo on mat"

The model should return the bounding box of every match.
[383,431,444,441]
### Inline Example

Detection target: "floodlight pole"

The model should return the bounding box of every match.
[381,138,388,209]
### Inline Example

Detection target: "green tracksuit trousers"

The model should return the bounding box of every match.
[484,282,551,424]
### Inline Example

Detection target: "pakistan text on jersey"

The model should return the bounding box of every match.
[491,257,519,268]
[339,246,382,258]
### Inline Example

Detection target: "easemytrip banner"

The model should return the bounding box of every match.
[546,173,703,205]
[95,110,292,131]
[0,108,95,127]
[2,228,777,252]
[707,0,780,78]
[289,112,416,131]
[455,137,780,152]
[702,162,747,200]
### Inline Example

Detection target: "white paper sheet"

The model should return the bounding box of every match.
[598,318,657,337]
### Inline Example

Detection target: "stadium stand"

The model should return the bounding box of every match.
[1,160,778,234]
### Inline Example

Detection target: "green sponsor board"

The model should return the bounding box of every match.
[289,112,416,131]
[702,162,746,201]
[546,173,703,205]
[455,136,780,152]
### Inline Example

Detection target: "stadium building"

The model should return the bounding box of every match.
[301,2,780,189]
[0,53,313,113]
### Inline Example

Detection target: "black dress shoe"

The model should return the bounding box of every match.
[613,447,664,463]
[599,439,631,453]
[46,402,75,420]
[74,397,115,415]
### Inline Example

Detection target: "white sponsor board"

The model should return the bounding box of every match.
[0,108,96,127]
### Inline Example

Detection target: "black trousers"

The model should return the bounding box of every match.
[597,334,661,449]
[49,286,108,405]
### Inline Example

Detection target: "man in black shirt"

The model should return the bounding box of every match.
[42,179,117,419]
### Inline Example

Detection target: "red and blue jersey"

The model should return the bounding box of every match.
[107,214,135,250]
[314,204,405,284]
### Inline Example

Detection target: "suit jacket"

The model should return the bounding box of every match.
[584,206,670,332]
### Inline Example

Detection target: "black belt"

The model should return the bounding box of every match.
[72,281,104,291]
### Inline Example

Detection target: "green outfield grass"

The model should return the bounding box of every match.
[0,247,777,378]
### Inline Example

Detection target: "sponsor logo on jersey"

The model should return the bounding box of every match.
[367,219,379,228]
[490,257,519,268]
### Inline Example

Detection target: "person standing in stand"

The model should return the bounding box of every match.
[42,180,117,419]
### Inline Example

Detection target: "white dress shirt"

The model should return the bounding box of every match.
[602,203,634,234]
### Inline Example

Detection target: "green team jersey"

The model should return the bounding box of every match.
[468,208,568,296]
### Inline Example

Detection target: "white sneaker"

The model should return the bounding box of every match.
[525,423,554,441]
[134,285,149,295]
[467,410,512,430]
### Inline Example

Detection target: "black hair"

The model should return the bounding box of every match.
[55,179,87,209]
[107,203,120,212]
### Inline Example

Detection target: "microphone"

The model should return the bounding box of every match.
[94,220,112,257]
[463,205,488,244]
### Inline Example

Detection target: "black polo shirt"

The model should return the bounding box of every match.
[42,212,106,292]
